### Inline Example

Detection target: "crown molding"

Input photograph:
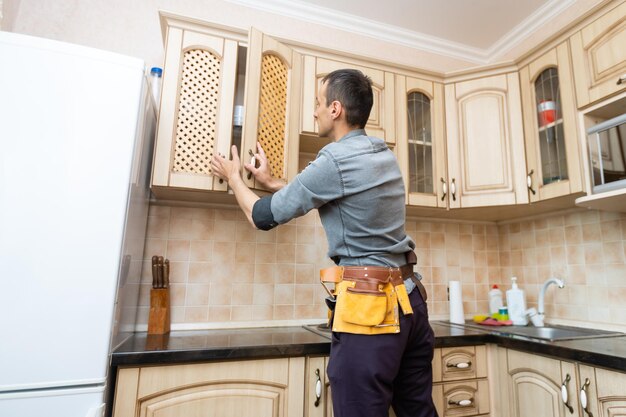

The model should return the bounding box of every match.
[225,0,576,64]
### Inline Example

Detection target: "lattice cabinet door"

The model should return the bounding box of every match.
[301,57,395,145]
[519,42,585,203]
[152,23,239,194]
[395,74,447,209]
[241,28,302,190]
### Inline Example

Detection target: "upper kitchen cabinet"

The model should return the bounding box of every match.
[569,0,626,108]
[301,56,395,145]
[240,28,302,191]
[151,15,300,200]
[519,42,585,203]
[444,73,528,209]
[395,75,447,208]
[152,15,243,199]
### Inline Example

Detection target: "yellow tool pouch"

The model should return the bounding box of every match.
[320,266,413,335]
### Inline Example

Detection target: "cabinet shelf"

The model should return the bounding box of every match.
[537,118,563,132]
[575,188,626,212]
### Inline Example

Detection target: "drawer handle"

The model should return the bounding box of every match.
[617,74,626,85]
[561,374,574,414]
[527,169,536,195]
[450,178,457,201]
[448,397,474,407]
[314,369,322,407]
[440,178,447,201]
[580,378,593,417]
[447,361,471,369]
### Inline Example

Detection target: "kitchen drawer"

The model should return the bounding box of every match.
[433,346,487,382]
[433,379,490,417]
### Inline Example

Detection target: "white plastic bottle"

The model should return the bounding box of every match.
[506,277,528,325]
[488,284,503,315]
[149,67,163,109]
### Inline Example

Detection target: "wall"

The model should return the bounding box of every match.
[138,203,626,331]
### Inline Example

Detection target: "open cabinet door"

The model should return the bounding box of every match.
[241,28,302,190]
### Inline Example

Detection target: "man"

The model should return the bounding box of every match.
[211,69,437,417]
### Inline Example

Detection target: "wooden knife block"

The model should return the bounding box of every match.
[148,288,170,335]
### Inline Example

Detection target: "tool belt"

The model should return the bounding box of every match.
[320,264,416,335]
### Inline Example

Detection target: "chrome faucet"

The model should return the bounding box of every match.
[537,277,565,325]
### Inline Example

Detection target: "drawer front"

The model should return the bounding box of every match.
[439,379,490,417]
[436,346,487,382]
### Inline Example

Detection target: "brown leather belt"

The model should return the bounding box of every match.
[341,265,427,301]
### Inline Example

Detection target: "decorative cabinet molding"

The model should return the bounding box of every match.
[301,56,395,144]
[395,75,447,209]
[570,0,626,108]
[241,28,302,190]
[112,358,305,417]
[444,73,528,209]
[519,42,585,203]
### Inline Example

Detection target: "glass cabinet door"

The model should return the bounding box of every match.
[407,91,434,194]
[534,67,568,185]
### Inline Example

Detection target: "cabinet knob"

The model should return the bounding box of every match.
[314,369,322,407]
[440,178,448,201]
[617,74,626,85]
[561,374,574,414]
[580,378,594,417]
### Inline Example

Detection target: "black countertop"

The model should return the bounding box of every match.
[111,321,626,373]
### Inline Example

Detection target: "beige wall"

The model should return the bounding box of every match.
[3,0,475,74]
[138,204,626,331]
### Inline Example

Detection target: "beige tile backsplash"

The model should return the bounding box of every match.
[138,205,626,330]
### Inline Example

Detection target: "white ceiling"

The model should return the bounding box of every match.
[226,0,587,64]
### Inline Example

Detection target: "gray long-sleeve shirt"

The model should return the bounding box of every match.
[252,129,415,267]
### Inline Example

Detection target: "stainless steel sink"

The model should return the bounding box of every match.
[499,325,623,341]
[443,321,623,341]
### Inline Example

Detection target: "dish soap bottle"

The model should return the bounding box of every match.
[506,277,528,325]
[488,284,503,316]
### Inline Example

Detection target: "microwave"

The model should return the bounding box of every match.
[587,113,626,193]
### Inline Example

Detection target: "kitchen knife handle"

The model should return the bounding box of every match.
[157,256,164,288]
[151,256,159,289]
[163,259,170,288]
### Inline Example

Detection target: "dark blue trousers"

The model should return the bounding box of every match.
[327,288,438,417]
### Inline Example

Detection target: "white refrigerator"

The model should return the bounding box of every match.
[0,31,156,416]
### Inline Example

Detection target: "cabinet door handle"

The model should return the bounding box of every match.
[247,149,256,180]
[314,369,322,407]
[440,178,447,201]
[448,397,474,407]
[580,378,594,417]
[561,374,574,414]
[527,170,536,195]
[450,178,457,201]
[617,74,626,85]
[446,361,471,369]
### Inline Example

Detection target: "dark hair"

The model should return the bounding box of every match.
[321,69,373,128]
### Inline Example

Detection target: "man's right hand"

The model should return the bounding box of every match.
[244,142,286,192]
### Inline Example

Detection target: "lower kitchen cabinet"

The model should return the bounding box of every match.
[432,346,490,417]
[305,347,491,417]
[112,357,305,417]
[504,348,626,417]
[505,349,574,417]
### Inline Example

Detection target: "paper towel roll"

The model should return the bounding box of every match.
[449,281,465,324]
